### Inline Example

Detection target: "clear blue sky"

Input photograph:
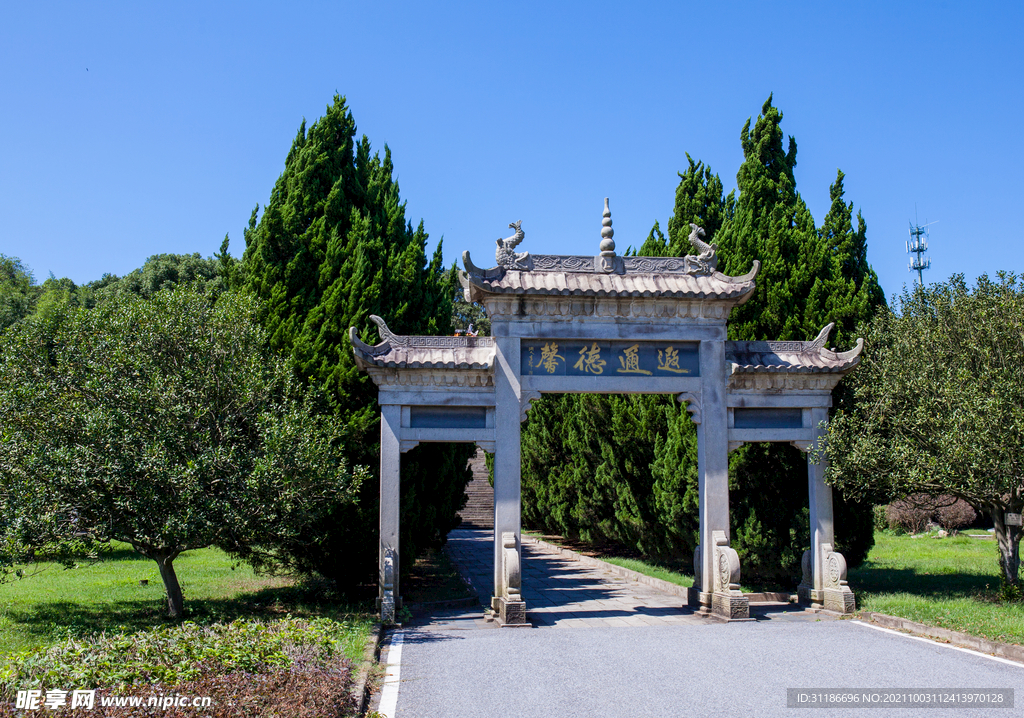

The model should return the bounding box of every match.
[2,2,1021,308]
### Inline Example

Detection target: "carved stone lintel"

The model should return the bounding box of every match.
[366,368,494,389]
[520,390,541,423]
[728,440,744,453]
[677,392,702,424]
[728,372,846,393]
[399,440,419,453]
[380,547,396,623]
[475,440,495,454]
[791,440,813,453]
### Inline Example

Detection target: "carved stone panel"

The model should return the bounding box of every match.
[521,340,699,377]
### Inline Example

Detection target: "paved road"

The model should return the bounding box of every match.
[377,530,1024,717]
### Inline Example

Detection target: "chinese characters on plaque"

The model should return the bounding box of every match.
[521,341,699,377]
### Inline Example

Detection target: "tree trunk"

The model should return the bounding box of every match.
[991,505,1022,586]
[154,553,185,618]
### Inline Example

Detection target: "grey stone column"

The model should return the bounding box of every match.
[799,407,855,613]
[807,407,834,591]
[492,335,526,624]
[378,403,401,622]
[696,339,748,619]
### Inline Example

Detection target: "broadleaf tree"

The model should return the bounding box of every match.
[0,286,366,617]
[824,274,1024,588]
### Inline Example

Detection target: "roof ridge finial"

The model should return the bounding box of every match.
[600,197,615,257]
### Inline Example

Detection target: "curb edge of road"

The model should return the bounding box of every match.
[858,610,1024,664]
[351,622,385,716]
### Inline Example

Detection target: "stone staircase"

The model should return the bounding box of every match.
[458,448,493,529]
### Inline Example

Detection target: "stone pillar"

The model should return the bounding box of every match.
[492,335,526,624]
[798,407,855,613]
[379,403,401,623]
[696,339,749,620]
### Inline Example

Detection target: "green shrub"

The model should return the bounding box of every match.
[0,616,367,699]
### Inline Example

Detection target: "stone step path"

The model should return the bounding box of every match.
[444,528,820,628]
[456,449,493,529]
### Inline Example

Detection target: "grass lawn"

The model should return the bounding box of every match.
[0,542,372,656]
[850,531,1024,645]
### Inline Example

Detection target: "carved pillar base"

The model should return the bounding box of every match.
[495,596,528,626]
[380,595,396,624]
[491,531,528,625]
[712,591,751,621]
[709,530,752,621]
[379,546,398,623]
[823,587,856,614]
[799,546,856,614]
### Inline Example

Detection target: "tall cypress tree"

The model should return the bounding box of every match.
[243,96,470,586]
[714,96,885,579]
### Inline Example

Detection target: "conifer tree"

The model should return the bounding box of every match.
[713,97,884,578]
[242,96,470,585]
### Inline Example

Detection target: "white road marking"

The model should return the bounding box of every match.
[377,631,404,717]
[851,620,1024,668]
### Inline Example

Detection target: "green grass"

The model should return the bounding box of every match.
[850,532,1024,645]
[0,542,370,656]
[601,557,694,587]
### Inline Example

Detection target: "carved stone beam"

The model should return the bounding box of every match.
[520,390,541,423]
[676,391,702,424]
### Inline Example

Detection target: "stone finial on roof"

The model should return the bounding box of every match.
[600,198,615,257]
[495,220,532,271]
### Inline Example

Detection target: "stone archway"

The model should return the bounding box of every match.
[352,200,862,624]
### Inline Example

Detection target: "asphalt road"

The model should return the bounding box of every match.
[381,614,1024,718]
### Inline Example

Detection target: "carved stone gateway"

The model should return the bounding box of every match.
[352,199,864,624]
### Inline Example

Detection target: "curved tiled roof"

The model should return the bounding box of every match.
[349,315,495,371]
[460,250,760,304]
[726,323,864,375]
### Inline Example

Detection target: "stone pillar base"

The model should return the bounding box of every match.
[712,591,752,621]
[797,583,819,604]
[798,584,855,614]
[685,588,713,609]
[494,596,528,626]
[823,587,856,614]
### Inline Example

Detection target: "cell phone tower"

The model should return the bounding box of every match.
[906,217,936,286]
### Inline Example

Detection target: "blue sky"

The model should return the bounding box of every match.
[2,2,1021,308]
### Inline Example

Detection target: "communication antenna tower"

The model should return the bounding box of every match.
[906,216,937,286]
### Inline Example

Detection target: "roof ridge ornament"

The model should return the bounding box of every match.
[495,220,532,271]
[687,224,719,273]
